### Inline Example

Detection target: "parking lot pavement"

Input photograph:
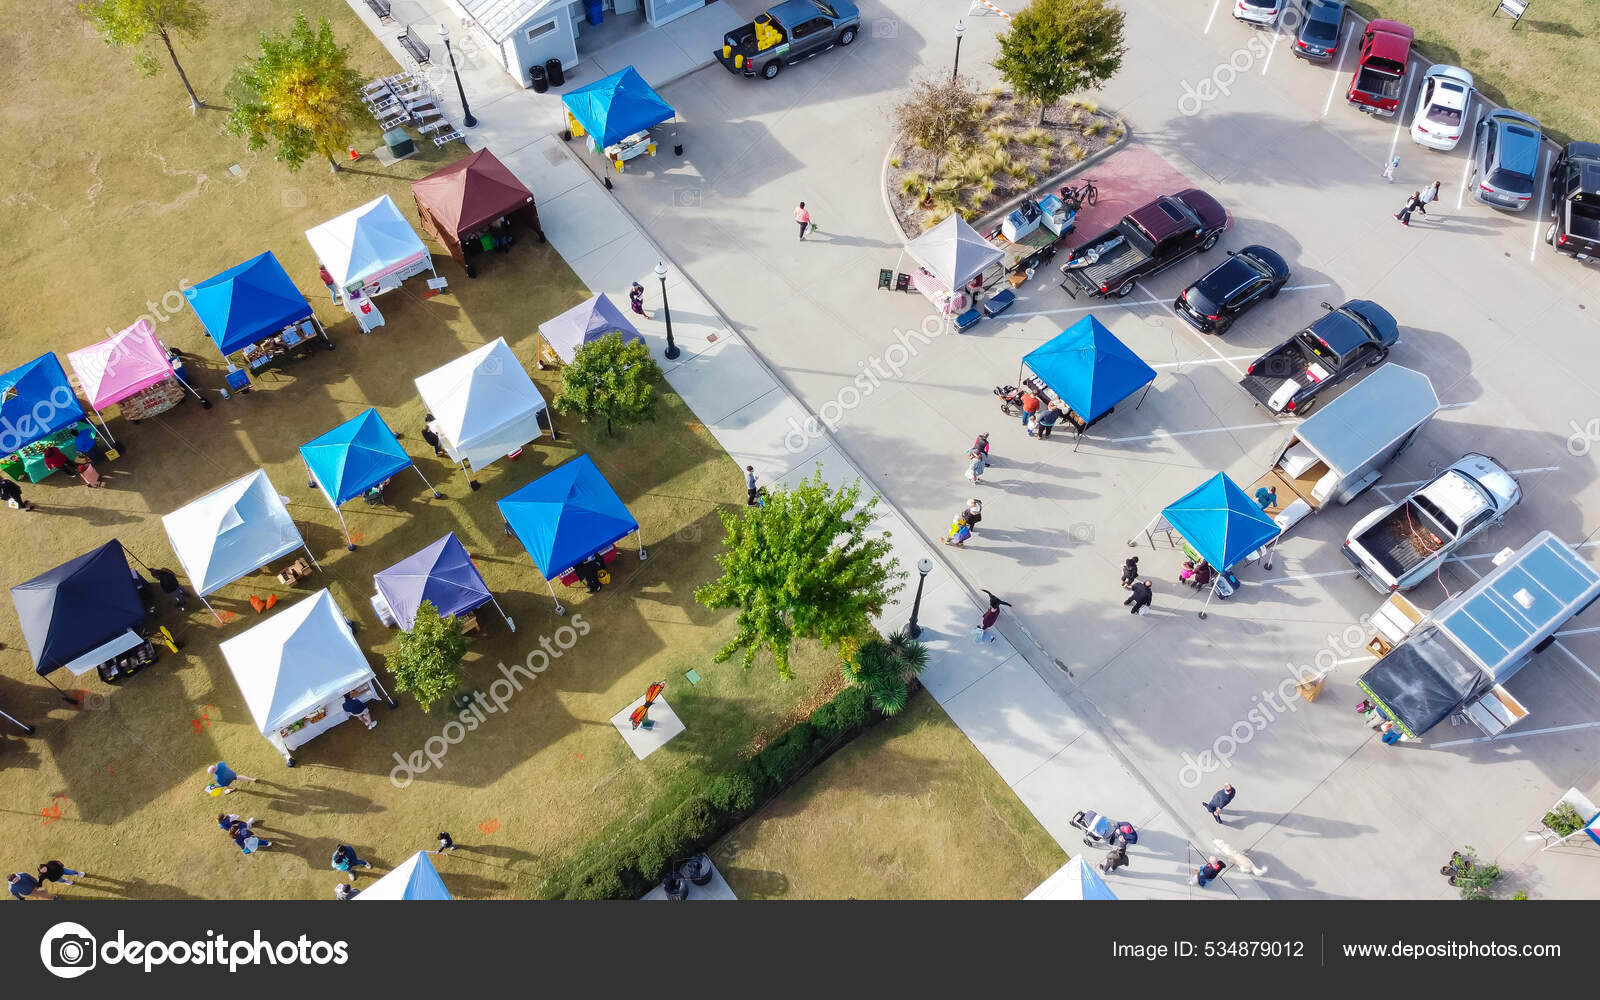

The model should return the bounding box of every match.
[595,0,1600,897]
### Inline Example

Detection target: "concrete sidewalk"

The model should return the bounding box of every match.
[348,0,1258,901]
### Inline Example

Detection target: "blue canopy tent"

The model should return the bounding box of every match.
[374,532,512,632]
[1020,316,1157,450]
[562,66,674,152]
[0,353,87,457]
[1140,473,1282,618]
[1025,856,1119,900]
[299,409,441,550]
[185,251,328,361]
[497,454,644,615]
[356,851,451,901]
[11,540,146,698]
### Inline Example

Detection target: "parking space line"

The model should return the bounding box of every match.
[1431,720,1600,748]
[1530,146,1551,261]
[1556,626,1600,638]
[1385,64,1415,167]
[1280,282,1333,292]
[1458,107,1482,208]
[1103,419,1282,444]
[1554,640,1600,686]
[1139,292,1246,375]
[1261,18,1282,75]
[1204,0,1220,34]
[1322,21,1353,117]
[1149,355,1257,369]
[1371,465,1561,496]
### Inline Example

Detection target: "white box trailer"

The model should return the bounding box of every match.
[1250,364,1439,536]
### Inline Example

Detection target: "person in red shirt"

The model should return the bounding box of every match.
[318,263,338,303]
[1019,391,1041,432]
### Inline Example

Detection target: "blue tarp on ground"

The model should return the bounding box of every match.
[562,66,674,148]
[1023,316,1157,424]
[1162,473,1281,572]
[536,293,644,364]
[300,409,414,507]
[185,252,314,355]
[0,353,85,452]
[373,533,492,632]
[11,540,145,676]
[498,454,638,579]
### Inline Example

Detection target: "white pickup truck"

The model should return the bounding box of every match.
[1341,454,1521,593]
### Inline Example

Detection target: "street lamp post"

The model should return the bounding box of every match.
[953,20,966,81]
[439,25,478,128]
[654,261,680,360]
[906,558,934,638]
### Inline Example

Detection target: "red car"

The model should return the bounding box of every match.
[1346,20,1413,117]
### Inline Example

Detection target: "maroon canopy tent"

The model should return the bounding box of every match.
[411,148,544,272]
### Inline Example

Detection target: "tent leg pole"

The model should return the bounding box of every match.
[547,578,566,617]
[543,408,557,442]
[490,597,514,632]
[303,454,317,490]
[90,409,119,448]
[1137,381,1153,410]
[1199,584,1216,621]
[371,675,398,709]
[303,544,323,573]
[0,706,34,735]
[1263,535,1279,572]
[336,507,356,551]
[636,529,647,561]
[413,465,442,500]
[314,315,333,349]
[42,675,80,705]
[201,595,224,625]
[460,459,479,492]
[1128,512,1162,548]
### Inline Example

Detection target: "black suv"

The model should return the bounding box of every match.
[1174,245,1290,334]
[1548,142,1600,262]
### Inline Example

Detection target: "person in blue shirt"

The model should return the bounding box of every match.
[205,761,257,796]
[8,872,52,900]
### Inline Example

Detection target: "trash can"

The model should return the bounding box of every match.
[545,57,565,87]
[529,64,548,93]
[585,0,603,25]
[383,128,415,158]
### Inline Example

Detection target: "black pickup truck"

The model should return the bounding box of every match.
[1057,190,1228,299]
[1547,142,1600,262]
[1239,299,1399,416]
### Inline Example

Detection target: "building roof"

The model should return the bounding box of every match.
[458,0,564,44]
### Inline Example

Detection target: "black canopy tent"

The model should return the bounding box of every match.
[10,540,147,701]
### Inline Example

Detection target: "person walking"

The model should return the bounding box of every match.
[437,832,456,853]
[36,861,85,888]
[1203,783,1235,824]
[1417,180,1441,217]
[1100,842,1130,875]
[1193,856,1227,888]
[205,761,257,796]
[229,820,271,854]
[8,872,53,901]
[0,477,35,511]
[343,690,377,730]
[420,415,445,458]
[1119,556,1139,589]
[965,447,986,485]
[331,844,374,881]
[745,466,760,506]
[318,264,339,303]
[945,500,981,548]
[1035,403,1063,441]
[1124,579,1154,615]
[971,432,991,465]
[794,201,812,240]
[150,567,189,611]
[1382,156,1399,182]
[628,282,647,317]
[1395,190,1423,226]
[977,589,1011,643]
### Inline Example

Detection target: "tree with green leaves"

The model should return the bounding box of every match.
[842,629,928,716]
[384,601,468,712]
[224,12,367,172]
[993,0,1128,125]
[695,469,904,681]
[552,331,663,438]
[891,72,984,182]
[81,0,212,113]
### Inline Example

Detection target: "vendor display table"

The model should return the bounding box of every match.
[243,322,327,374]
[274,679,375,753]
[910,268,964,315]
[1,421,99,483]
[603,131,656,171]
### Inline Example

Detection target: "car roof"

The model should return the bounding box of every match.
[1195,257,1259,298]
[1305,1,1342,24]
[1565,141,1600,161]
[1489,113,1543,173]
[1423,64,1473,89]
[1308,299,1397,354]
[1237,244,1287,275]
[1128,197,1197,242]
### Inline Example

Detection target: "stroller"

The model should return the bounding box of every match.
[993,377,1046,417]
[1071,810,1137,849]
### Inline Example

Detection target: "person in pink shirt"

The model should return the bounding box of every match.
[795,201,811,240]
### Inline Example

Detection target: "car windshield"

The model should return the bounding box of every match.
[1242,0,1277,8]
[1488,167,1535,195]
[1365,56,1404,75]
[1411,495,1460,539]
[1185,285,1220,316]
[1303,20,1338,43]
[1426,104,1462,127]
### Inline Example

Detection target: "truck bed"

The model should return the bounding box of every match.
[1355,501,1445,580]
[1060,238,1146,296]
[1353,68,1403,102]
[1240,335,1330,409]
[1251,463,1325,514]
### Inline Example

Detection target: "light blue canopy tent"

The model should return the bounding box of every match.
[356,851,451,901]
[536,293,644,366]
[184,251,327,357]
[374,532,512,632]
[497,453,644,614]
[299,409,441,550]
[1140,472,1282,619]
[0,353,85,454]
[562,66,675,149]
[1020,316,1156,449]
[1024,856,1118,900]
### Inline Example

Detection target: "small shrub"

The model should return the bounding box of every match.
[755,723,818,786]
[901,170,927,195]
[1105,133,1120,146]
[705,772,759,814]
[1085,121,1105,137]
[890,155,901,168]
[1512,890,1530,900]
[970,192,987,210]
[956,206,978,221]
[982,176,997,194]
[975,96,994,114]
[990,111,1014,127]
[1078,99,1099,114]
[569,867,627,900]
[1544,802,1584,836]
[1022,127,1051,147]
[829,684,874,732]
[1070,109,1084,126]
[1069,142,1086,162]
[1039,152,1053,171]
[634,832,674,882]
[989,84,1004,96]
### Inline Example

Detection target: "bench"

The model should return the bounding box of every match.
[364,0,393,21]
[398,30,430,65]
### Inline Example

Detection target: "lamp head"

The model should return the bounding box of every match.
[438,24,450,42]
[917,557,933,576]
[955,19,965,38]
[654,260,668,280]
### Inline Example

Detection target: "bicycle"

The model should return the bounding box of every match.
[1059,178,1099,213]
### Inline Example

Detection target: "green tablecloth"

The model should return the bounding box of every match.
[1,423,97,483]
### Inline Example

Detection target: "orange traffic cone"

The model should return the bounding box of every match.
[249,595,265,614]
[264,594,278,611]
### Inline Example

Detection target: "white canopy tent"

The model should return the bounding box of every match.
[356,851,452,900]
[1024,856,1119,900]
[306,195,436,330]
[219,589,392,765]
[895,214,1005,329]
[414,337,552,487]
[162,469,320,622]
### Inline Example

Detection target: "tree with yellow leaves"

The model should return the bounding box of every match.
[81,0,212,114]
[224,12,367,172]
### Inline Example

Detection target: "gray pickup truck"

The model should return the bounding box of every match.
[1239,299,1398,416]
[714,0,859,80]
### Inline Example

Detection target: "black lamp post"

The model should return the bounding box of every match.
[953,20,966,81]
[439,25,478,128]
[655,261,680,360]
[906,557,934,638]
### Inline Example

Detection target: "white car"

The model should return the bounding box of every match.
[1233,0,1282,26]
[1410,65,1475,151]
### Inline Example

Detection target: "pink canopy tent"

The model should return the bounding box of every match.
[66,320,200,444]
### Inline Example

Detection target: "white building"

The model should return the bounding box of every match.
[448,0,706,81]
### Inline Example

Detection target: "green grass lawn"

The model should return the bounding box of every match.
[1346,0,1600,146]
[711,694,1067,899]
[0,0,845,899]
